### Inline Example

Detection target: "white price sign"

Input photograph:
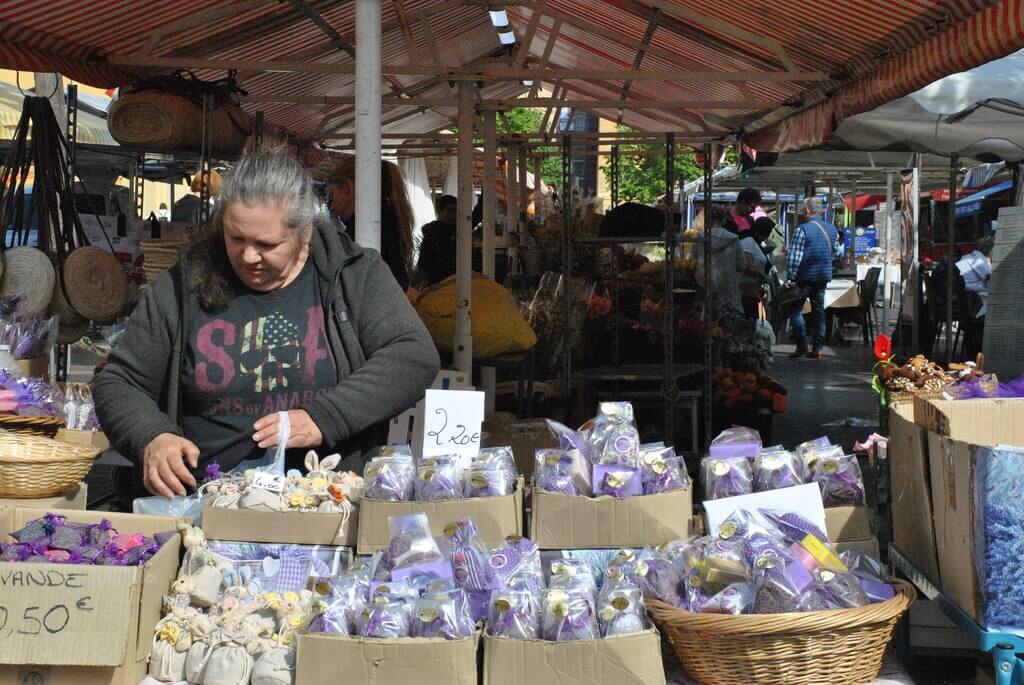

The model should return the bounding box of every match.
[250,472,286,493]
[420,389,485,462]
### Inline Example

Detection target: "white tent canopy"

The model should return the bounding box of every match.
[833,49,1024,162]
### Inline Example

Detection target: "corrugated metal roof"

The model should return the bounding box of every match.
[0,1,1021,151]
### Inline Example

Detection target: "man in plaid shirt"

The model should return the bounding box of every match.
[786,197,840,359]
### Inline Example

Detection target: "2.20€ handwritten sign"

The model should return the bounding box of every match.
[420,389,485,467]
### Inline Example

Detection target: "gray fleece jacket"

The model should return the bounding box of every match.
[93,218,440,470]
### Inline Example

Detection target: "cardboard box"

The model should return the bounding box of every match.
[835,536,881,560]
[296,633,478,685]
[16,356,49,380]
[56,429,111,452]
[0,484,87,511]
[531,487,692,549]
[202,503,359,547]
[483,630,666,685]
[890,403,940,584]
[913,396,1024,444]
[0,508,182,685]
[482,418,557,477]
[357,478,524,554]
[825,505,872,542]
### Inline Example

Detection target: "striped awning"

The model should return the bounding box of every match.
[0,1,1020,152]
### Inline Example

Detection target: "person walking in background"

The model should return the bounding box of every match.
[413,194,458,288]
[725,187,762,235]
[786,197,840,359]
[739,216,775,319]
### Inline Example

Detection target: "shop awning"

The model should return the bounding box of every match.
[955,179,1013,217]
[0,1,1020,149]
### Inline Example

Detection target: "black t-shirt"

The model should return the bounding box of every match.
[182,260,338,471]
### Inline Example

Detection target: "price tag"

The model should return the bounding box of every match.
[420,389,485,466]
[250,472,286,493]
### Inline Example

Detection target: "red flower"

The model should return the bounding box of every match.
[874,334,892,362]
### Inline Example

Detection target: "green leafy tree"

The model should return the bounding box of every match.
[493,107,564,189]
[600,127,702,205]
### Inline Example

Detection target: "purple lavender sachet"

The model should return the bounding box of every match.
[813,455,866,507]
[488,589,540,640]
[542,589,598,641]
[3,514,160,566]
[753,450,804,492]
[415,460,464,502]
[445,519,500,593]
[759,509,829,545]
[364,458,415,502]
[594,464,642,498]
[701,456,753,500]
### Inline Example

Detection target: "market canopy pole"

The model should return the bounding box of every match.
[882,171,894,334]
[945,155,958,365]
[454,81,475,372]
[482,110,497,280]
[354,0,381,251]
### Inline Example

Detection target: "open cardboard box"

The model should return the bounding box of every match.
[913,396,1024,444]
[0,508,183,685]
[357,477,524,554]
[483,629,666,685]
[55,429,111,452]
[296,632,478,685]
[202,502,359,547]
[530,487,692,550]
[0,484,87,511]
[890,403,941,584]
[824,505,872,542]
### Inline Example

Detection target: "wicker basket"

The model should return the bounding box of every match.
[0,431,99,497]
[108,92,249,154]
[648,579,916,685]
[62,246,129,322]
[0,415,65,438]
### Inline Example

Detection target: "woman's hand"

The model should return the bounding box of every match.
[252,410,323,450]
[143,433,200,498]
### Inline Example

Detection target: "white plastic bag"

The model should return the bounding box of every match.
[134,412,291,516]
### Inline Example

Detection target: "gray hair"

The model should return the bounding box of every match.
[219,151,319,232]
[802,197,823,216]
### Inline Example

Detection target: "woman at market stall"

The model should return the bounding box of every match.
[739,216,775,318]
[324,155,415,291]
[93,151,440,498]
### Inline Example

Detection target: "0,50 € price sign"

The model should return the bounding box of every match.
[0,564,135,666]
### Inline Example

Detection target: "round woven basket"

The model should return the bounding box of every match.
[647,579,916,685]
[0,415,65,439]
[62,246,129,322]
[109,92,249,154]
[0,431,98,498]
[1,247,55,316]
[140,237,189,284]
[50,275,88,344]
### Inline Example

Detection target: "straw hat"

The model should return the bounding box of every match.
[1,247,55,316]
[62,246,129,323]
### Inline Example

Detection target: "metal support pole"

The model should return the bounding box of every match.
[355,0,382,251]
[198,93,213,225]
[507,144,520,273]
[850,178,858,268]
[481,111,497,412]
[702,144,713,450]
[533,154,542,221]
[562,134,573,395]
[611,145,620,208]
[663,133,676,445]
[946,155,958,364]
[518,144,529,252]
[911,156,922,353]
[482,111,497,280]
[883,171,894,332]
[454,82,475,372]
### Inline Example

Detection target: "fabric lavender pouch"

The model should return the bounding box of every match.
[812,454,866,507]
[465,467,515,498]
[594,464,642,498]
[701,455,754,500]
[759,509,829,545]
[548,559,598,596]
[598,586,648,637]
[838,551,895,603]
[546,419,594,465]
[415,458,464,502]
[700,582,755,615]
[535,449,590,496]
[488,589,540,640]
[488,536,544,593]
[542,588,599,641]
[809,567,869,609]
[386,513,454,588]
[586,402,641,467]
[356,600,411,638]
[753,449,805,492]
[751,555,815,614]
[411,595,475,640]
[612,549,682,607]
[364,457,416,502]
[444,519,500,594]
[642,448,690,495]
